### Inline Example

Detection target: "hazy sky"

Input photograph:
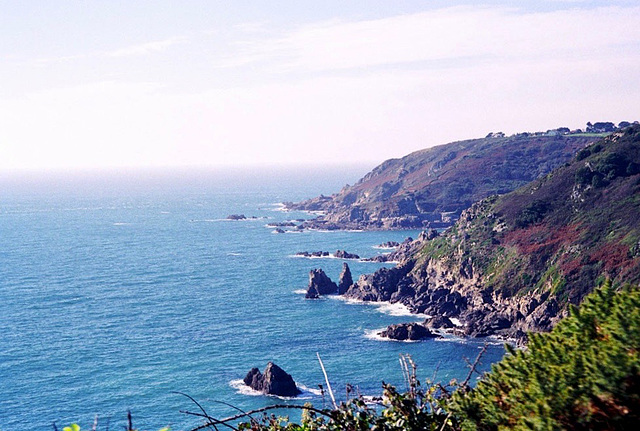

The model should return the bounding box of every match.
[1,0,639,171]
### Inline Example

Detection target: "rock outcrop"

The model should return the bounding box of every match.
[378,323,440,341]
[334,250,360,259]
[243,362,301,397]
[338,263,353,294]
[286,134,601,231]
[227,214,246,220]
[342,127,640,340]
[296,251,330,257]
[305,269,338,298]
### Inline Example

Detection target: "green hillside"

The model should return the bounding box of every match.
[287,132,601,230]
[343,125,640,339]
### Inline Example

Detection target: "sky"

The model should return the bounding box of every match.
[1,0,639,171]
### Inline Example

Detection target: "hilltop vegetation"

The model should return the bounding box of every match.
[287,132,602,230]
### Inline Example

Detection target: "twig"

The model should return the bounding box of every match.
[189,404,336,431]
[172,391,217,430]
[52,423,58,431]
[127,410,133,431]
[438,343,488,431]
[92,414,98,431]
[317,352,337,409]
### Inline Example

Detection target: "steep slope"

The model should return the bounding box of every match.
[287,133,601,230]
[344,125,640,340]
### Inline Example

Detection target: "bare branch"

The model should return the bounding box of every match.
[317,352,337,409]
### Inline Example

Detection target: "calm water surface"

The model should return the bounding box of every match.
[0,166,504,430]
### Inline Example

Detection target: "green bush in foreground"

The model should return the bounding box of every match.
[450,280,640,430]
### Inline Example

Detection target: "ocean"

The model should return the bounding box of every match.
[0,166,504,430]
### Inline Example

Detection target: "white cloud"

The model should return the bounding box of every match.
[106,36,186,58]
[222,6,640,73]
[1,4,639,171]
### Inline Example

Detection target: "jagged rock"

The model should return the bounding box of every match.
[378,241,400,248]
[338,263,353,294]
[243,362,301,397]
[227,214,246,220]
[296,251,330,257]
[334,250,360,259]
[273,228,285,234]
[424,315,455,329]
[418,229,439,241]
[378,323,440,341]
[344,261,414,302]
[305,269,338,298]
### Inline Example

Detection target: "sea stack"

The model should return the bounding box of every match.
[243,362,301,397]
[305,268,338,298]
[337,262,353,294]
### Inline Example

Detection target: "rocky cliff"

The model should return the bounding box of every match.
[344,126,640,341]
[286,133,601,230]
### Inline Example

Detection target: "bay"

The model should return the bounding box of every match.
[0,166,504,430]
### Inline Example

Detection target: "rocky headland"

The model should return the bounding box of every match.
[302,127,640,343]
[285,132,603,231]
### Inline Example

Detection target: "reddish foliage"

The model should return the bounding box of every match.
[559,257,583,277]
[503,223,582,256]
[589,242,637,275]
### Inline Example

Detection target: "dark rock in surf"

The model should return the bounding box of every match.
[338,263,353,295]
[305,268,338,298]
[227,214,247,220]
[378,323,440,341]
[424,315,455,329]
[334,250,360,259]
[243,362,301,397]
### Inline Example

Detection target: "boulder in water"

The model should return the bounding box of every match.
[243,362,301,397]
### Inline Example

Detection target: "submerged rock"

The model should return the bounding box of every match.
[378,323,440,341]
[305,268,338,298]
[243,362,301,397]
[227,214,247,220]
[338,263,353,295]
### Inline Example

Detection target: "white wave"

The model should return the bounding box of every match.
[230,379,262,396]
[330,295,367,305]
[227,252,243,256]
[374,302,428,319]
[363,328,420,343]
[113,222,131,226]
[449,317,463,327]
[363,328,391,342]
[298,384,322,396]
[189,218,226,223]
[371,246,398,250]
[293,289,307,294]
[268,203,288,212]
[288,254,336,259]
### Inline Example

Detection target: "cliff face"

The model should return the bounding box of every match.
[344,126,640,340]
[287,134,600,230]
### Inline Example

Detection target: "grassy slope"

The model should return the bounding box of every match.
[415,126,640,310]
[291,134,600,225]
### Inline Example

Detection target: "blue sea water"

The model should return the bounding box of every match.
[0,166,504,431]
